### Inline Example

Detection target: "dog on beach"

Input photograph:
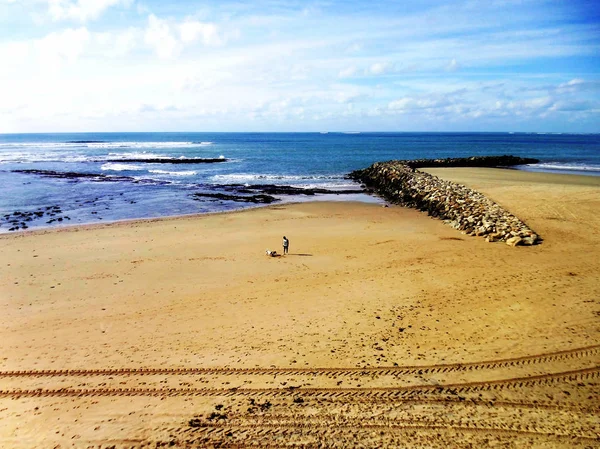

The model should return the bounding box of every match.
[266,249,279,257]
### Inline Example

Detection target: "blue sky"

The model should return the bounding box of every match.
[0,0,598,132]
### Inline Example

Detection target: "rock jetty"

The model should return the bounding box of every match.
[349,156,541,246]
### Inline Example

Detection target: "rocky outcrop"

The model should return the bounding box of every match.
[1,205,70,231]
[12,169,169,185]
[66,140,106,144]
[190,184,363,204]
[191,192,279,204]
[106,158,227,164]
[350,156,540,246]
[221,184,363,196]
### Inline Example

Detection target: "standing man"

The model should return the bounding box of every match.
[282,236,289,255]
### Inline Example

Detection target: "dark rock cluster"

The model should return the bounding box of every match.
[221,184,362,196]
[191,184,364,204]
[12,169,169,185]
[66,140,106,144]
[191,192,279,204]
[105,157,227,164]
[2,206,70,231]
[350,156,541,246]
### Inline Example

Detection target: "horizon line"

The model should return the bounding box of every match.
[1,131,598,136]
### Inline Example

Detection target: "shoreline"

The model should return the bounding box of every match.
[0,194,383,238]
[2,167,598,238]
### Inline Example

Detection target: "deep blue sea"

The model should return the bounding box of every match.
[1,132,599,233]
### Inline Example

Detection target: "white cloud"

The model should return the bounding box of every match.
[367,62,391,75]
[144,14,179,59]
[34,26,90,67]
[143,15,234,59]
[179,20,222,46]
[388,96,451,112]
[94,27,138,57]
[445,58,460,72]
[0,41,30,74]
[338,66,356,78]
[335,91,363,104]
[345,42,362,53]
[556,78,600,94]
[48,0,132,22]
[519,96,553,111]
[550,100,593,112]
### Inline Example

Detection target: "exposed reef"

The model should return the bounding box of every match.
[221,184,363,196]
[66,140,106,144]
[191,192,279,204]
[191,184,363,204]
[350,155,541,246]
[11,169,169,185]
[1,206,71,232]
[106,158,227,164]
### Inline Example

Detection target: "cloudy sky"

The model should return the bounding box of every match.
[0,0,598,133]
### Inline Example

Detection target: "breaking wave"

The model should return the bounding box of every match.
[211,173,345,183]
[149,169,197,176]
[525,162,600,173]
[101,163,143,171]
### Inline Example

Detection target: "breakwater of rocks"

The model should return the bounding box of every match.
[349,156,541,246]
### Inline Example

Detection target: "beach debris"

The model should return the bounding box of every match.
[188,418,203,427]
[349,156,541,246]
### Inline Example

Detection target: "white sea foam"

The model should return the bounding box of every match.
[149,169,197,176]
[101,163,143,171]
[298,182,361,190]
[527,162,600,172]
[107,151,169,160]
[0,142,70,149]
[0,140,214,152]
[92,141,209,149]
[211,173,345,183]
[0,148,223,164]
[0,150,90,163]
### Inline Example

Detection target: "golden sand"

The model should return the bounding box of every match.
[0,168,598,447]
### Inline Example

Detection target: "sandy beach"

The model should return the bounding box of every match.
[1,168,599,447]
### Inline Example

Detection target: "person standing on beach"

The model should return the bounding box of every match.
[282,236,289,255]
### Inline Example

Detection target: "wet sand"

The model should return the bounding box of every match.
[0,168,598,447]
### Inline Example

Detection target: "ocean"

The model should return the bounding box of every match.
[1,132,599,233]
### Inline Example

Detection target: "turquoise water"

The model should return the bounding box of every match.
[1,132,599,232]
